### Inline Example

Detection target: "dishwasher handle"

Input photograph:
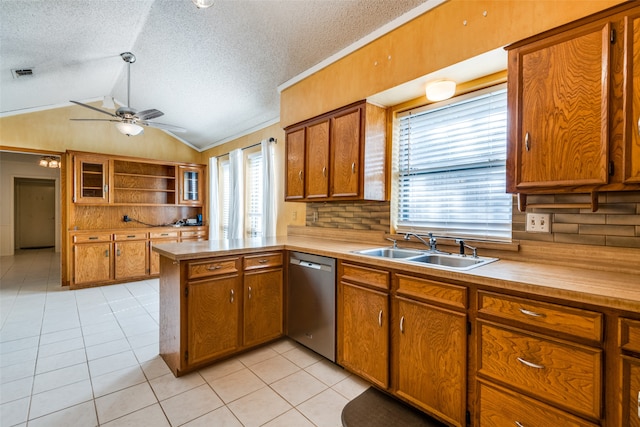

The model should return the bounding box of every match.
[290,257,333,272]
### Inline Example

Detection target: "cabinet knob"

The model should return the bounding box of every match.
[400,316,405,333]
[524,132,530,151]
[351,162,356,174]
[516,356,544,370]
[104,250,109,257]
[298,170,303,182]
[117,249,121,256]
[248,286,252,300]
[322,166,326,178]
[378,310,383,327]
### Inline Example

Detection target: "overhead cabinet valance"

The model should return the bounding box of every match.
[284,100,388,202]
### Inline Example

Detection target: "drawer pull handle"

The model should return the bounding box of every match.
[637,390,640,418]
[207,265,222,270]
[89,236,98,240]
[117,249,121,256]
[519,308,545,318]
[524,132,530,151]
[351,162,356,174]
[161,233,169,236]
[378,310,383,327]
[298,170,303,182]
[400,316,405,333]
[248,286,252,300]
[127,235,136,238]
[322,166,326,178]
[105,250,109,257]
[516,357,545,370]
[230,289,234,303]
[515,422,525,427]
[258,259,268,264]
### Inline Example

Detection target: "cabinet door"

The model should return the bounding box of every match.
[285,127,306,200]
[114,240,148,280]
[331,106,362,198]
[187,275,241,366]
[179,165,203,206]
[243,268,283,347]
[395,297,466,427]
[305,119,330,199]
[74,243,111,284]
[150,238,178,275]
[339,282,388,388]
[623,356,640,427]
[512,22,610,190]
[74,155,109,204]
[625,12,640,183]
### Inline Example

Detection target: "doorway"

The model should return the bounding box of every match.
[14,178,56,249]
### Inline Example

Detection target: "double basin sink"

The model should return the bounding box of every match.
[353,247,497,271]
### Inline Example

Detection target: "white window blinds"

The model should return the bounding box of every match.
[394,84,511,241]
[246,152,263,237]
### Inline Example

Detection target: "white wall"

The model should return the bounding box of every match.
[0,152,61,256]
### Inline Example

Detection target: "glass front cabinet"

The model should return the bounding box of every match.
[179,165,204,206]
[74,155,110,204]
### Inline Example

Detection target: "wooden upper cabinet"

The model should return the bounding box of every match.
[178,165,204,206]
[285,127,306,200]
[508,21,610,191]
[305,119,330,199]
[284,100,387,202]
[624,11,640,183]
[506,3,640,195]
[74,154,110,204]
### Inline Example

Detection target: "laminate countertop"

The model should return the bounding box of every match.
[153,235,640,313]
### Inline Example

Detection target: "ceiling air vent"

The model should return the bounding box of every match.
[11,68,35,79]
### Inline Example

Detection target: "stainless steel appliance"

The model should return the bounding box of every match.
[287,252,336,361]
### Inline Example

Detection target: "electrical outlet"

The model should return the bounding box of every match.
[526,213,551,233]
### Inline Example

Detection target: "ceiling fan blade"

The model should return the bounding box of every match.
[136,109,164,121]
[139,121,187,133]
[70,118,121,122]
[70,100,118,118]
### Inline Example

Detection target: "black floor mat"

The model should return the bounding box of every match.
[341,387,448,427]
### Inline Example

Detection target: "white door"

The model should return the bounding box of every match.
[15,178,55,249]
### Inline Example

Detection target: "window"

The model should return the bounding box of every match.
[246,152,263,237]
[393,84,511,241]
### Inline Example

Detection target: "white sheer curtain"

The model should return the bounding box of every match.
[208,156,220,240]
[261,139,276,238]
[228,149,244,239]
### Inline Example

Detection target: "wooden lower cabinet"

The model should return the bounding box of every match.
[73,241,111,285]
[243,268,283,347]
[623,356,640,427]
[478,380,598,427]
[394,296,467,427]
[339,281,389,388]
[187,273,241,365]
[160,252,283,376]
[150,231,179,275]
[114,233,148,280]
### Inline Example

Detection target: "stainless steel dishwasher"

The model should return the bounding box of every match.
[287,251,336,362]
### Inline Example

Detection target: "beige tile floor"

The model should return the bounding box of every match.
[0,249,370,426]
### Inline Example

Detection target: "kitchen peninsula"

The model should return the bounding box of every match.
[154,229,640,427]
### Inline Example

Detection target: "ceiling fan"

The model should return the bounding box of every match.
[70,52,185,136]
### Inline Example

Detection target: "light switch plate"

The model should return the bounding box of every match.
[526,213,551,233]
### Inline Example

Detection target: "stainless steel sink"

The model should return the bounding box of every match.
[353,247,497,271]
[355,247,424,259]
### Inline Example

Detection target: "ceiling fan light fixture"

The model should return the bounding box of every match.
[425,79,457,102]
[192,0,214,9]
[115,121,144,136]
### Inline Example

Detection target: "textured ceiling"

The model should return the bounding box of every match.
[0,0,429,151]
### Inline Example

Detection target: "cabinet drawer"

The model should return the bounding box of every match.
[181,230,206,239]
[188,258,239,280]
[478,381,598,427]
[340,263,389,291]
[620,318,640,353]
[114,232,147,241]
[150,231,179,239]
[243,253,283,270]
[396,274,466,309]
[478,321,602,419]
[73,233,112,243]
[478,291,602,341]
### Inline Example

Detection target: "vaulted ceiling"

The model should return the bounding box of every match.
[1,0,430,151]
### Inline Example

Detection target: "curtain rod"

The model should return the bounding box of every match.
[215,137,277,159]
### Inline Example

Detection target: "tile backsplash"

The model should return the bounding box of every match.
[305,191,640,249]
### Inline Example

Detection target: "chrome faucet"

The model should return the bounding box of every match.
[385,237,397,248]
[404,232,448,254]
[456,239,478,258]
